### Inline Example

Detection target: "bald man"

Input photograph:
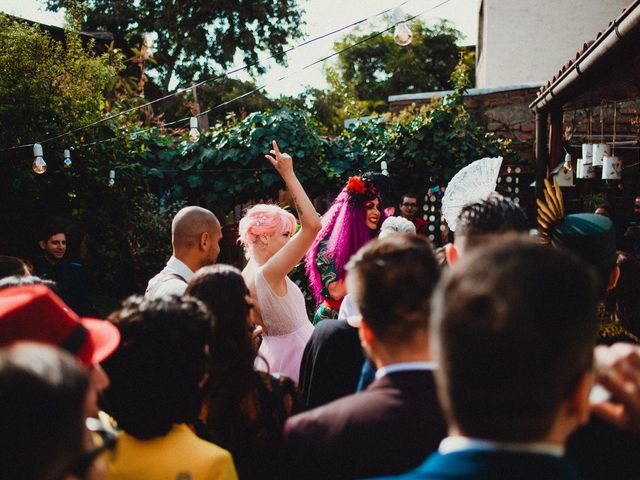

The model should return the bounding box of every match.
[145,206,222,299]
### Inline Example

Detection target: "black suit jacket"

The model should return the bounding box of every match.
[284,369,447,480]
[298,319,364,410]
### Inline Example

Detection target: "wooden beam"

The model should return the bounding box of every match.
[535,112,549,200]
[549,108,564,173]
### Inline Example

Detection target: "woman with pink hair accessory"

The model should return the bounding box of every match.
[305,174,384,323]
[239,141,321,383]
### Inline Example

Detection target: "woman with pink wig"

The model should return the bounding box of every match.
[305,174,384,323]
[239,141,321,383]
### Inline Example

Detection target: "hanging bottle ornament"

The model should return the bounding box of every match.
[392,8,413,46]
[108,170,116,188]
[189,117,201,142]
[63,149,72,169]
[32,143,47,174]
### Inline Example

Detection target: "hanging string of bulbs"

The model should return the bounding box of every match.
[19,0,450,180]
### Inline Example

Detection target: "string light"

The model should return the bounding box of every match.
[188,117,200,142]
[63,149,72,169]
[32,144,47,174]
[392,8,413,46]
[143,32,158,58]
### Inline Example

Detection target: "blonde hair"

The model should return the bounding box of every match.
[238,204,296,254]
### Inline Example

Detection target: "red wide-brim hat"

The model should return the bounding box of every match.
[0,285,120,367]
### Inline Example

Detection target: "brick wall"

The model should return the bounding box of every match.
[562,100,640,145]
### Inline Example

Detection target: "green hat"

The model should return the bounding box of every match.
[551,213,615,291]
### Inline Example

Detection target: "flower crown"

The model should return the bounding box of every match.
[345,175,378,203]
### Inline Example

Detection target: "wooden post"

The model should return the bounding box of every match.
[535,111,549,200]
[548,108,564,173]
[192,85,209,132]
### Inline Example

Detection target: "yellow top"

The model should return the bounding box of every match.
[107,424,238,480]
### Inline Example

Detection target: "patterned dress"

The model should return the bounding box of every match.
[313,237,342,324]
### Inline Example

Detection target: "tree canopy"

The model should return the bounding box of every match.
[331,19,463,106]
[46,0,306,93]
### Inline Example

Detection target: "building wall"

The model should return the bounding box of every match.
[476,0,630,89]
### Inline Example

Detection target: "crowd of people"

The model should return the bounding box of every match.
[3,141,640,480]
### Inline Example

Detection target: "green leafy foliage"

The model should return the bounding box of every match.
[126,107,335,216]
[330,59,511,198]
[159,77,277,125]
[46,0,305,92]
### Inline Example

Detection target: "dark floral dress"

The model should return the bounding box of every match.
[313,237,341,324]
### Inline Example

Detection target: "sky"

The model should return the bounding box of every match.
[0,0,478,97]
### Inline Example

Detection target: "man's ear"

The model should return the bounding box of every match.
[608,265,621,291]
[200,231,210,250]
[359,318,374,349]
[38,240,46,251]
[445,243,458,266]
[569,370,594,426]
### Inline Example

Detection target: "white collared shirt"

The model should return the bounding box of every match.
[439,436,564,458]
[145,256,194,299]
[374,361,438,380]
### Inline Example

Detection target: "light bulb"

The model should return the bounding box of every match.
[143,32,157,57]
[108,169,116,188]
[392,8,413,46]
[563,152,573,172]
[189,117,200,142]
[32,143,47,174]
[380,160,389,176]
[63,149,72,169]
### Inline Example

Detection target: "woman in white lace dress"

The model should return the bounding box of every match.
[239,141,321,383]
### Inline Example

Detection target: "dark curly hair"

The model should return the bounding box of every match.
[456,194,528,249]
[101,295,213,439]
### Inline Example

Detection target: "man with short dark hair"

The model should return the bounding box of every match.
[398,193,428,236]
[285,235,446,479]
[376,240,598,479]
[445,194,529,265]
[33,225,92,315]
[145,206,222,299]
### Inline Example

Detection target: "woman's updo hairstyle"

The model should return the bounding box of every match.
[238,204,296,253]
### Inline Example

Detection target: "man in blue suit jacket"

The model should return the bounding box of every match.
[375,240,600,480]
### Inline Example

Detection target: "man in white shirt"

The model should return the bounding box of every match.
[145,206,222,299]
[373,239,599,480]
